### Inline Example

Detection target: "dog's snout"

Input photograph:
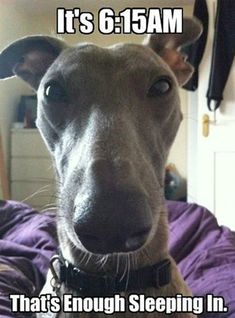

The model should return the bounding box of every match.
[73,191,152,254]
[88,159,133,190]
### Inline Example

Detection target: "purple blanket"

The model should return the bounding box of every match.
[0,199,234,317]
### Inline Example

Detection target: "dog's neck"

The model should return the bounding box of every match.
[50,253,171,296]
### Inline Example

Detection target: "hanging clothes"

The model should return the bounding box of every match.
[207,0,235,111]
[181,0,208,91]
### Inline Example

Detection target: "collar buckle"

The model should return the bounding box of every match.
[50,255,63,294]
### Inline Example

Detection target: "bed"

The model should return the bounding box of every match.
[0,199,234,317]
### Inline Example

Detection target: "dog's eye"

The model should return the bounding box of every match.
[148,78,171,97]
[44,82,68,103]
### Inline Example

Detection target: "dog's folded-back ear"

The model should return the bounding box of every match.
[0,36,67,90]
[144,18,202,86]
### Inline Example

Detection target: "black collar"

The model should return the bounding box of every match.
[50,254,171,296]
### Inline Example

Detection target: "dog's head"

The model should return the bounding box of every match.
[0,18,201,272]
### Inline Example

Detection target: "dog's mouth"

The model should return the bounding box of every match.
[60,225,163,284]
[58,203,165,277]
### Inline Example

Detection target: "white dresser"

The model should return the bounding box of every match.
[11,128,56,210]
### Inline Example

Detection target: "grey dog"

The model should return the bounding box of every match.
[0,17,201,317]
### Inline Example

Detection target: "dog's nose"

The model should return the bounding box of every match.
[78,226,151,254]
[73,191,152,254]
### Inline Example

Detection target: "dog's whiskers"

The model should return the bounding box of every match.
[21,185,51,203]
[130,252,136,271]
[84,252,93,266]
[116,253,120,275]
[124,254,131,291]
[119,254,128,282]
[95,254,107,270]
[78,251,88,265]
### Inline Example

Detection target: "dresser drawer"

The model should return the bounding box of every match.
[11,181,56,210]
[11,158,54,181]
[11,129,50,158]
[10,128,56,209]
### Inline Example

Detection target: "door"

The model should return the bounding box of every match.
[187,0,235,230]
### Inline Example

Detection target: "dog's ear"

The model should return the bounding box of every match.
[144,18,202,86]
[0,36,67,90]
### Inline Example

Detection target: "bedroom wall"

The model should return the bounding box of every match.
[0,2,193,197]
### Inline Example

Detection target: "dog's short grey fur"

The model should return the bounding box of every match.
[0,18,201,317]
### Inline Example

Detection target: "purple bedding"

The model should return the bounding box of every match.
[0,199,234,317]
